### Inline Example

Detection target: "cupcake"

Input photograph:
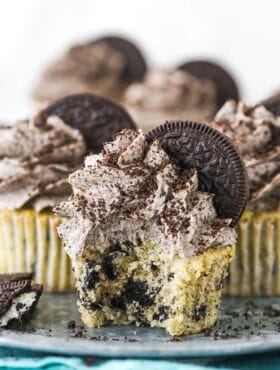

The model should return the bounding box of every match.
[213,100,280,296]
[0,93,136,292]
[123,69,217,132]
[32,35,147,105]
[0,115,86,292]
[259,92,280,117]
[55,121,248,336]
[177,60,240,108]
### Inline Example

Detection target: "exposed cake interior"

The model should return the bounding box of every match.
[76,241,234,336]
[56,129,236,335]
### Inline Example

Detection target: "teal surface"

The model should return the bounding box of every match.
[2,348,280,370]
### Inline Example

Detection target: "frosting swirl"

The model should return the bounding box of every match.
[33,42,126,103]
[213,100,280,210]
[0,116,86,211]
[124,69,216,110]
[55,129,236,260]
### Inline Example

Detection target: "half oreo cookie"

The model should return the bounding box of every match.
[35,93,137,152]
[146,120,249,226]
[0,273,43,328]
[91,35,147,83]
[257,94,280,116]
[177,60,239,107]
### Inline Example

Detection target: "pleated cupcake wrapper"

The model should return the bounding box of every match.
[1,209,279,296]
[224,210,280,296]
[0,210,75,293]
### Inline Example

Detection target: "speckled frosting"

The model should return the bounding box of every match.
[0,116,86,211]
[123,69,217,131]
[214,100,280,210]
[56,129,236,260]
[32,42,126,103]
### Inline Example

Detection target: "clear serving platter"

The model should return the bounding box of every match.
[1,294,280,358]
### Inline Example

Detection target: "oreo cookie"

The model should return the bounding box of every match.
[177,60,239,107]
[0,273,42,328]
[92,36,147,83]
[0,273,32,284]
[146,121,248,226]
[35,93,136,152]
[257,94,280,116]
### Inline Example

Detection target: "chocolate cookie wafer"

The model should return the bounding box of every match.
[146,120,249,226]
[257,94,280,116]
[92,35,147,83]
[0,273,42,328]
[178,60,239,107]
[35,93,136,152]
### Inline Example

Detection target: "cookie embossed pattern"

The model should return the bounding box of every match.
[146,121,249,226]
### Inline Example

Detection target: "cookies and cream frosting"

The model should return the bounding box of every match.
[33,42,126,103]
[0,116,86,211]
[56,129,236,260]
[213,100,280,210]
[124,69,216,111]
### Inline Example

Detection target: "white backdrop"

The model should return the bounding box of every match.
[0,0,279,121]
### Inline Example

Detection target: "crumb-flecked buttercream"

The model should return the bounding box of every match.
[56,129,236,260]
[0,116,86,211]
[214,100,280,210]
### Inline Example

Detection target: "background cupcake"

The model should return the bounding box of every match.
[123,69,217,132]
[32,35,147,105]
[0,114,86,292]
[0,93,137,293]
[213,100,280,296]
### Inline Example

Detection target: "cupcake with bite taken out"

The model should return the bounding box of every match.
[55,121,248,335]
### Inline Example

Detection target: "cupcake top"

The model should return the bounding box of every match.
[33,42,126,103]
[124,69,217,112]
[213,100,280,210]
[33,36,147,104]
[0,116,86,211]
[56,129,236,260]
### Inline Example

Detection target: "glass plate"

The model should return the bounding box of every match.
[1,294,280,358]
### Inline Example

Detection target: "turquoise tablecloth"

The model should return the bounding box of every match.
[2,348,280,370]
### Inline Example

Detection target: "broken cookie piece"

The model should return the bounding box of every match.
[0,273,43,328]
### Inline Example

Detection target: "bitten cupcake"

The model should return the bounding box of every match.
[32,36,147,105]
[0,115,86,292]
[55,121,248,336]
[213,100,280,296]
[123,69,217,132]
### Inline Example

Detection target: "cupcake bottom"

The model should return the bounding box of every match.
[73,240,234,336]
[125,105,215,133]
[224,210,280,296]
[0,210,75,293]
